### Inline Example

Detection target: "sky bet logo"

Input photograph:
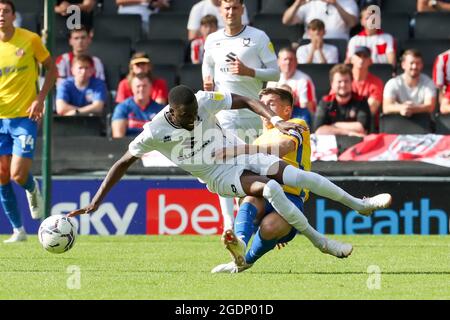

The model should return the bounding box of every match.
[316,198,448,235]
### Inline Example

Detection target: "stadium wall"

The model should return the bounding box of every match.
[0,176,448,235]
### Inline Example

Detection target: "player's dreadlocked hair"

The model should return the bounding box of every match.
[169,85,196,109]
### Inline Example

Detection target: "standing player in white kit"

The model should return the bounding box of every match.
[202,0,280,233]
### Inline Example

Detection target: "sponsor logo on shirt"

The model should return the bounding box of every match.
[16,48,25,57]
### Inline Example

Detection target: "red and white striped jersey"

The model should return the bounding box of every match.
[190,37,206,64]
[56,52,105,81]
[347,29,395,64]
[433,49,450,88]
[267,70,316,109]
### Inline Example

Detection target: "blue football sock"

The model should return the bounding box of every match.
[234,202,257,246]
[0,183,22,229]
[21,174,36,192]
[245,230,278,265]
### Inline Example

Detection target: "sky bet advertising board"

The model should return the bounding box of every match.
[0,178,448,235]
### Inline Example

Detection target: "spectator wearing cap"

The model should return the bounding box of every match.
[116,52,168,105]
[417,0,450,12]
[345,5,396,66]
[55,25,105,84]
[187,0,249,41]
[313,64,371,136]
[296,19,339,64]
[267,47,316,126]
[56,55,107,116]
[112,73,165,138]
[349,46,383,120]
[383,49,436,118]
[190,15,218,64]
[432,49,450,114]
[282,0,359,40]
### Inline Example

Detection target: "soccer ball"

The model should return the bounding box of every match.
[38,215,77,254]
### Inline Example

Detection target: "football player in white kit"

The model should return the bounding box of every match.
[202,0,280,233]
[69,85,392,269]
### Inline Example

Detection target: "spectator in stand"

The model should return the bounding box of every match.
[55,0,96,30]
[417,0,450,12]
[349,46,383,118]
[296,19,339,64]
[433,49,450,114]
[190,15,218,65]
[313,64,371,136]
[112,73,165,138]
[56,55,107,116]
[282,0,359,40]
[383,49,436,118]
[55,25,105,84]
[116,52,168,105]
[345,5,396,66]
[187,0,249,41]
[267,47,316,126]
[116,0,170,36]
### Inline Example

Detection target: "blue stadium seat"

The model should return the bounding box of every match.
[379,113,432,134]
[134,39,187,66]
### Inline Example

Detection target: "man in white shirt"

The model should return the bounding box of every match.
[345,5,396,65]
[282,0,359,40]
[202,0,279,232]
[296,19,339,64]
[383,49,436,117]
[187,0,249,40]
[68,85,392,270]
[268,47,316,125]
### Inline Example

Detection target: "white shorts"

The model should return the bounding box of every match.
[205,153,281,198]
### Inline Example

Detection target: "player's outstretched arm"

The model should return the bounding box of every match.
[68,151,139,217]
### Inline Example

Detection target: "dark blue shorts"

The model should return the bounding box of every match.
[0,117,38,159]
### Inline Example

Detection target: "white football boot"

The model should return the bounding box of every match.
[26,177,44,219]
[317,238,353,258]
[211,261,253,274]
[221,229,246,267]
[3,229,27,243]
[358,193,392,216]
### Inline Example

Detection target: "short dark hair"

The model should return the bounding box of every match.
[401,49,423,61]
[69,25,90,37]
[329,64,353,83]
[220,0,244,5]
[0,0,15,14]
[131,72,152,83]
[169,85,196,109]
[72,54,94,67]
[278,47,296,56]
[200,14,218,26]
[307,19,325,31]
[259,87,294,107]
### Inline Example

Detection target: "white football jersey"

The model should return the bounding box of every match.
[203,26,278,119]
[129,91,239,182]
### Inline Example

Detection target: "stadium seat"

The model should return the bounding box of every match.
[260,0,291,14]
[243,0,260,22]
[153,64,178,90]
[134,39,187,66]
[54,14,70,39]
[434,113,450,134]
[369,64,395,84]
[52,116,104,137]
[252,13,303,43]
[20,13,39,34]
[414,12,450,39]
[381,13,411,42]
[13,0,43,13]
[299,39,348,63]
[381,0,417,15]
[167,0,200,13]
[98,0,118,14]
[148,13,189,41]
[399,39,450,77]
[179,64,203,92]
[271,38,292,54]
[297,64,333,101]
[94,15,142,43]
[379,113,432,134]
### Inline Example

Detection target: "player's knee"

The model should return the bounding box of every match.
[260,214,287,240]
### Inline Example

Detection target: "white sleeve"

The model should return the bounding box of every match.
[385,34,395,54]
[339,0,359,18]
[196,90,232,115]
[424,78,437,100]
[242,5,249,25]
[433,54,445,87]
[346,36,356,60]
[201,38,215,80]
[383,78,397,100]
[187,4,201,31]
[254,60,280,82]
[296,46,308,64]
[326,45,339,64]
[296,5,307,24]
[128,128,155,158]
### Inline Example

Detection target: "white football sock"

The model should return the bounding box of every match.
[13,226,25,234]
[219,196,235,231]
[282,165,365,211]
[301,225,326,248]
[262,180,309,232]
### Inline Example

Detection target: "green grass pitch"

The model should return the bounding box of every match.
[0,235,448,300]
